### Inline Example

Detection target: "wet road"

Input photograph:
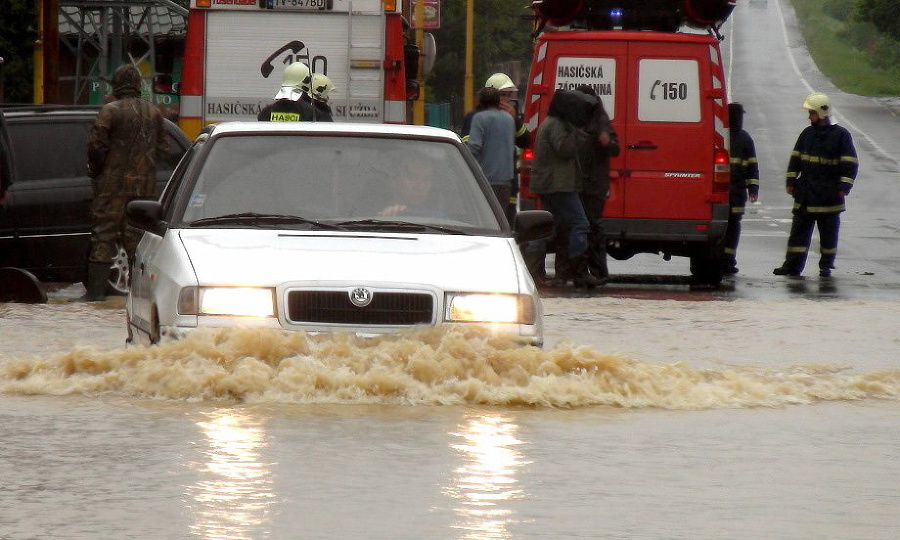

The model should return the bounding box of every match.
[717,0,900,300]
[571,0,900,302]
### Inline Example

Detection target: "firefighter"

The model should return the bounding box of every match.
[309,73,335,122]
[461,72,530,224]
[773,92,859,278]
[82,64,168,302]
[258,61,315,121]
[722,102,759,275]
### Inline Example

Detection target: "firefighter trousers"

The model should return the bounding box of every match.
[722,210,743,267]
[780,208,841,272]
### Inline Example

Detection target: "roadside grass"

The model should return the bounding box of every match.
[790,0,900,96]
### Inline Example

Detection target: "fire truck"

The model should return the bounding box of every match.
[520,0,737,284]
[177,0,415,139]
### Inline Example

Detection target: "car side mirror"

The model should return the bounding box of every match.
[126,199,167,236]
[513,210,554,244]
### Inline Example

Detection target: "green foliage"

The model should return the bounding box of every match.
[790,0,900,96]
[425,0,533,106]
[0,0,38,102]
[853,0,900,40]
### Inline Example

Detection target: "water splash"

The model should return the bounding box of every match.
[1,327,898,409]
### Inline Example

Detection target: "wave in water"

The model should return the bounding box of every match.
[1,327,898,408]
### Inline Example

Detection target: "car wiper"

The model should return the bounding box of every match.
[190,212,344,230]
[337,219,467,235]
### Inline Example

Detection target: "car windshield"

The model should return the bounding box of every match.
[177,134,503,233]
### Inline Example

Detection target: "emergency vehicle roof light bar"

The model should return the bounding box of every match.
[610,8,623,29]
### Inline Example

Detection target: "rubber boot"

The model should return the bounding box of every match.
[819,253,836,277]
[76,262,109,302]
[587,240,610,283]
[553,253,575,286]
[773,252,805,276]
[522,248,550,287]
[572,255,604,289]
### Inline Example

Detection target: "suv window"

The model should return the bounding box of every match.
[7,121,91,182]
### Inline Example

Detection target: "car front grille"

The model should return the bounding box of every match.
[286,290,435,326]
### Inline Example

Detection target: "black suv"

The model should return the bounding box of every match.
[0,105,191,290]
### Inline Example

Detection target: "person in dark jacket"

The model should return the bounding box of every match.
[258,62,316,122]
[722,102,760,275]
[526,89,603,289]
[773,92,859,277]
[574,84,619,282]
[82,64,168,301]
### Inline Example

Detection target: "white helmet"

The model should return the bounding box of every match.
[310,73,334,103]
[484,72,517,92]
[282,61,311,91]
[802,92,832,118]
[274,62,311,100]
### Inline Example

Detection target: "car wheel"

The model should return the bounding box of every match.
[107,244,130,295]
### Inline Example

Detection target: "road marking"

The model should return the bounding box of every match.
[773,0,894,164]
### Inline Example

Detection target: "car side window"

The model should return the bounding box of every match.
[161,129,187,173]
[7,121,91,182]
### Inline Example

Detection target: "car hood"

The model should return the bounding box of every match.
[176,229,523,292]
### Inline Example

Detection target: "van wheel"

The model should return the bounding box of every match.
[690,245,724,286]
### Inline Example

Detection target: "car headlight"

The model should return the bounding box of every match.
[445,293,535,324]
[178,287,275,317]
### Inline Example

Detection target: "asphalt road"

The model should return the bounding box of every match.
[562,0,900,302]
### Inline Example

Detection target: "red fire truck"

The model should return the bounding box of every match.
[520,0,737,284]
[178,0,414,139]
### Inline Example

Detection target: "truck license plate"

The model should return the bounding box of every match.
[273,0,330,10]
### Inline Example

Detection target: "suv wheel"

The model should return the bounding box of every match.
[107,244,131,295]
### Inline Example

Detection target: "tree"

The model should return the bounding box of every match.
[0,0,38,102]
[426,0,534,110]
[854,0,900,40]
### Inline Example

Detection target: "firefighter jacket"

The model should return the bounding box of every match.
[786,122,858,213]
[729,128,759,213]
[257,98,315,121]
[530,115,589,195]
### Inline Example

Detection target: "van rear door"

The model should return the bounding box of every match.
[619,37,720,220]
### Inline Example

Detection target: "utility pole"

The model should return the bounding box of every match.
[413,0,426,125]
[36,0,60,103]
[464,0,474,113]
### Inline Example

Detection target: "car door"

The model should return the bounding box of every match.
[2,117,95,278]
[620,39,716,220]
[0,112,17,267]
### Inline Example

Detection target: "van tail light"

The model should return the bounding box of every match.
[713,147,730,193]
[519,147,535,199]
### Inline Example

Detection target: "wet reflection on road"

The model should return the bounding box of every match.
[187,409,275,540]
[445,411,528,540]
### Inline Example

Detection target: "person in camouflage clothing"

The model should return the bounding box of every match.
[81,64,168,302]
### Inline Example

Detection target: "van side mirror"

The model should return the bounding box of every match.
[513,210,554,244]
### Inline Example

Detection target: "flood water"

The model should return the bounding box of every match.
[1,289,898,539]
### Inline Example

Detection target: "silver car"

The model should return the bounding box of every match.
[125,122,553,346]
